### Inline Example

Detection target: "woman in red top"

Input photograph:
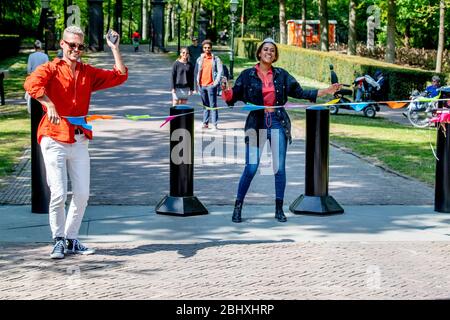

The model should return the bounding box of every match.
[222,38,340,223]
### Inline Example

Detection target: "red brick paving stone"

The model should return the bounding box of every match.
[1,241,450,299]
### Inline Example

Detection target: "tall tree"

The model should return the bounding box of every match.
[435,0,445,72]
[279,0,286,44]
[301,0,307,48]
[114,0,123,37]
[167,2,173,42]
[385,0,396,63]
[347,0,356,55]
[319,0,329,51]
[106,0,112,32]
[128,0,134,40]
[188,0,199,39]
[142,0,149,40]
[140,0,143,35]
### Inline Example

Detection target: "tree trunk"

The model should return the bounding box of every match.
[114,0,123,37]
[189,0,198,40]
[107,0,112,32]
[167,4,173,42]
[279,0,286,44]
[404,19,410,48]
[142,0,148,40]
[128,1,133,40]
[347,0,356,55]
[436,0,445,73]
[64,0,68,28]
[319,0,329,51]
[385,0,396,63]
[302,0,307,48]
[139,0,143,35]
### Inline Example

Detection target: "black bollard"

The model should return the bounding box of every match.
[434,87,450,212]
[155,105,208,216]
[0,72,5,105]
[31,98,50,213]
[289,106,344,215]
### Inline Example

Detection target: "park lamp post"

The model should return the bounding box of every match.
[176,3,181,55]
[229,0,239,80]
[41,0,50,55]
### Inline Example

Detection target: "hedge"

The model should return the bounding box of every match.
[234,38,446,100]
[0,35,21,61]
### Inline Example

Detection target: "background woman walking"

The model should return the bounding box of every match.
[171,47,194,105]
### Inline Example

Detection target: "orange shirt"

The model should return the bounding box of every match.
[24,58,128,144]
[200,55,213,86]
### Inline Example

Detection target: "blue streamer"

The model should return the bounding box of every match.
[242,104,266,111]
[65,117,93,131]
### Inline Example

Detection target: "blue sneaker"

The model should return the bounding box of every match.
[65,239,96,255]
[50,237,66,259]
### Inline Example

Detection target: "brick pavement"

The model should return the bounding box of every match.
[1,241,449,299]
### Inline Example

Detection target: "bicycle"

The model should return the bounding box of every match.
[406,90,440,128]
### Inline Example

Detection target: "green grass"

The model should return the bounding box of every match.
[329,114,436,185]
[0,105,30,186]
[289,109,436,186]
[0,53,34,187]
[0,53,28,99]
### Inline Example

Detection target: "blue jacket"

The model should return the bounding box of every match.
[426,84,440,98]
[226,66,318,145]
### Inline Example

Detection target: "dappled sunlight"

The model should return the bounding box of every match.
[329,181,363,188]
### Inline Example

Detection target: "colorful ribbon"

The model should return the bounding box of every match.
[64,116,93,131]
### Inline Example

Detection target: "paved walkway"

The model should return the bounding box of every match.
[0,45,449,300]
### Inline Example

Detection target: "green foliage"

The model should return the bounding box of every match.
[0,35,21,60]
[0,0,39,36]
[234,38,260,61]
[0,0,447,53]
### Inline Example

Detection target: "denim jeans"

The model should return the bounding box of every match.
[200,85,218,126]
[236,112,288,201]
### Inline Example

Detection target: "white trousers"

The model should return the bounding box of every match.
[40,135,90,239]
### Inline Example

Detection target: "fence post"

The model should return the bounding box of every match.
[31,98,50,213]
[289,106,344,215]
[0,72,5,105]
[434,87,450,212]
[155,105,208,216]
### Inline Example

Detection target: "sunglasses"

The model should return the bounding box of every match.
[63,40,86,51]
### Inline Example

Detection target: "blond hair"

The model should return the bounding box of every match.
[63,26,84,40]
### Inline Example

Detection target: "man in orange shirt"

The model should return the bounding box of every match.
[194,40,223,131]
[24,26,128,259]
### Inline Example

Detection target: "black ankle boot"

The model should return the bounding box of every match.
[275,199,287,222]
[232,199,243,223]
